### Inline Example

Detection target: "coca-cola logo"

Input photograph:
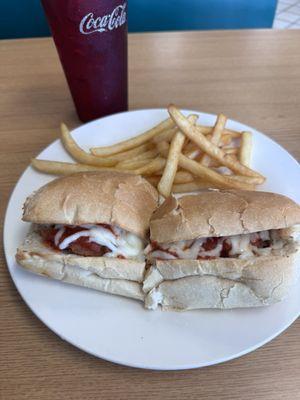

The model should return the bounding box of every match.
[79,3,127,34]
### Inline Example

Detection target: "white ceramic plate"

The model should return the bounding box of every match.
[4,109,300,370]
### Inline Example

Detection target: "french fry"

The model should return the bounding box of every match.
[153,170,194,184]
[117,159,150,170]
[168,105,264,180]
[197,125,241,138]
[207,152,238,168]
[152,127,178,144]
[158,115,198,197]
[134,157,166,175]
[182,141,195,153]
[173,171,194,184]
[185,148,202,160]
[158,132,185,197]
[183,142,202,160]
[228,174,264,185]
[178,154,255,190]
[223,147,239,155]
[207,159,222,168]
[157,141,255,190]
[62,123,156,167]
[156,140,169,155]
[91,142,153,160]
[61,124,118,167]
[153,114,198,145]
[30,159,130,176]
[117,149,159,167]
[172,176,256,193]
[221,134,235,146]
[239,131,253,167]
[172,180,220,193]
[91,118,174,156]
[201,113,227,166]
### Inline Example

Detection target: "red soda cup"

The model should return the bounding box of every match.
[41,0,128,122]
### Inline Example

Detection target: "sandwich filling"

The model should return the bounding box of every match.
[39,224,145,260]
[145,229,296,260]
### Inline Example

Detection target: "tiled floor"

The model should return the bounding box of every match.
[273,0,300,28]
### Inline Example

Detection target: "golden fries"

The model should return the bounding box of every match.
[183,142,202,159]
[134,157,166,175]
[30,159,129,175]
[239,131,253,167]
[117,149,159,167]
[201,113,227,166]
[183,141,195,152]
[168,105,264,180]
[117,159,150,170]
[197,125,241,138]
[153,171,194,184]
[156,140,169,155]
[185,149,202,160]
[172,175,255,193]
[227,174,264,185]
[223,147,239,155]
[158,143,255,190]
[158,115,197,197]
[99,142,153,161]
[172,180,218,193]
[61,123,117,167]
[178,154,255,190]
[33,105,264,195]
[173,171,194,184]
[152,127,178,144]
[91,118,174,156]
[158,131,185,197]
[221,134,235,146]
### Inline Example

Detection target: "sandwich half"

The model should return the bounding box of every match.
[16,171,158,302]
[144,190,300,310]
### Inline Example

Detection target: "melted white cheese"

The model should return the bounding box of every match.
[229,234,253,257]
[56,224,144,259]
[59,230,91,250]
[150,250,177,260]
[148,229,287,260]
[146,289,163,310]
[54,225,65,247]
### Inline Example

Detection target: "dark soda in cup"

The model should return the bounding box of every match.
[41,0,128,122]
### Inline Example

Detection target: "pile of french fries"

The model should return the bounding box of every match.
[31,105,265,196]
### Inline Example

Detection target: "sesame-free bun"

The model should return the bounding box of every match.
[143,241,300,310]
[16,231,145,301]
[23,171,159,238]
[150,190,300,243]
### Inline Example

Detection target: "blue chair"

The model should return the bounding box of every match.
[128,0,278,32]
[0,0,277,39]
[0,1,50,39]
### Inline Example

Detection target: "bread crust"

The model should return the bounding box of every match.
[144,244,300,310]
[16,232,145,301]
[23,171,159,238]
[150,190,300,243]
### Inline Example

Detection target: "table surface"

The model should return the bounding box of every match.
[0,29,300,400]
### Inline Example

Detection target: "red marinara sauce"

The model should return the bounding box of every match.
[40,224,114,257]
